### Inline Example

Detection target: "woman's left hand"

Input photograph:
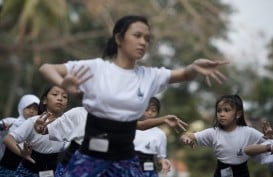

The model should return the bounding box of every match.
[192,59,229,86]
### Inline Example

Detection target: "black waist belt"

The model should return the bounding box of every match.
[21,150,58,173]
[79,113,137,160]
[214,160,249,177]
[0,148,22,170]
[135,151,156,171]
[59,140,80,166]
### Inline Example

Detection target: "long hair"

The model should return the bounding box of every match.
[213,94,247,128]
[38,86,54,114]
[102,15,150,59]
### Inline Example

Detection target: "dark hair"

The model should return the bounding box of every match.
[213,94,247,128]
[102,15,150,58]
[38,86,54,114]
[149,97,161,114]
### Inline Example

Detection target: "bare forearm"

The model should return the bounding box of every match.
[244,144,272,156]
[137,117,165,130]
[39,64,65,86]
[169,64,197,83]
[3,135,22,157]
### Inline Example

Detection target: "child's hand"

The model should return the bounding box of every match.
[163,115,188,133]
[180,134,195,148]
[17,142,35,164]
[160,158,172,174]
[34,112,54,134]
[262,121,273,139]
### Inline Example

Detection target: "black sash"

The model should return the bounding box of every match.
[80,113,137,160]
[21,150,58,173]
[214,160,249,177]
[0,148,22,170]
[135,151,156,171]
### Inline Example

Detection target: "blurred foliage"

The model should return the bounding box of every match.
[0,0,273,176]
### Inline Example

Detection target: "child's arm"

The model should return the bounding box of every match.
[3,134,35,163]
[137,115,188,132]
[244,143,272,156]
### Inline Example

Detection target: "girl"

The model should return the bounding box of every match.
[134,97,172,177]
[3,86,69,177]
[39,15,228,177]
[0,94,39,177]
[180,94,266,177]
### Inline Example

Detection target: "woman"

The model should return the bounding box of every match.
[39,15,228,177]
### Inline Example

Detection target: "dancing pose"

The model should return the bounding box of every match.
[39,15,228,177]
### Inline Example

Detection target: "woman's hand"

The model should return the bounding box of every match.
[191,59,229,87]
[61,65,93,94]
[163,115,188,133]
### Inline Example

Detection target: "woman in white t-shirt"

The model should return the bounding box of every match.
[39,15,228,177]
[180,94,266,177]
[3,86,69,177]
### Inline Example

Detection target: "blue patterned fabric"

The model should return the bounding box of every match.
[15,162,38,177]
[142,171,158,177]
[54,163,66,177]
[0,166,16,177]
[64,151,144,177]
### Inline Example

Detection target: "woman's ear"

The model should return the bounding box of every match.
[115,33,122,46]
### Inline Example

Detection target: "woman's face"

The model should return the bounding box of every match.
[43,86,68,116]
[118,21,150,61]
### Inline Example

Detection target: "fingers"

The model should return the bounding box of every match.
[72,65,93,84]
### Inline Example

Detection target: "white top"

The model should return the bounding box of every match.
[134,127,167,158]
[65,58,171,121]
[0,94,39,159]
[48,107,87,145]
[194,126,265,164]
[10,116,68,154]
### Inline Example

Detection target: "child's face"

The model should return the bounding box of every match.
[23,103,38,119]
[43,86,68,115]
[143,105,159,120]
[216,101,238,130]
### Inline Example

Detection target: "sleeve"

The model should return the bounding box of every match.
[9,117,36,144]
[142,66,171,95]
[47,107,86,142]
[194,128,214,147]
[157,130,167,158]
[248,127,266,144]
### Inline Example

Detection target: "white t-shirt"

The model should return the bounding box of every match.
[134,127,167,158]
[194,126,265,164]
[65,58,171,121]
[9,116,68,154]
[48,107,87,145]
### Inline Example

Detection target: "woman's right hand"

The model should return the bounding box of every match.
[61,65,93,94]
